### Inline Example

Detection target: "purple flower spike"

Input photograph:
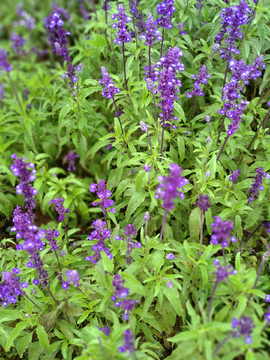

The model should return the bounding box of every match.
[49,197,69,221]
[0,271,24,307]
[139,13,162,47]
[265,308,270,322]
[112,274,130,301]
[98,326,110,336]
[196,194,211,212]
[229,169,241,183]
[213,259,237,283]
[65,270,81,287]
[155,0,176,30]
[85,220,112,264]
[210,216,234,248]
[166,253,175,260]
[118,329,136,354]
[248,167,266,202]
[143,164,151,173]
[112,5,132,45]
[99,67,120,100]
[115,224,141,265]
[186,65,211,98]
[231,317,254,344]
[65,150,79,172]
[155,163,189,212]
[90,179,115,215]
[0,49,12,72]
[45,228,58,251]
[10,33,25,55]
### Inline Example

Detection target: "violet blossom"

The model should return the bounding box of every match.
[115,224,141,265]
[111,5,132,46]
[65,150,79,171]
[62,270,81,289]
[248,167,265,202]
[196,194,211,211]
[0,48,12,72]
[186,65,211,98]
[118,329,136,354]
[0,271,28,307]
[90,180,116,224]
[10,33,25,55]
[155,0,176,30]
[49,197,69,221]
[231,317,254,344]
[210,216,236,248]
[229,169,241,183]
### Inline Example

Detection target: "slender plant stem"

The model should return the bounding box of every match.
[46,286,58,305]
[185,0,189,13]
[131,351,138,360]
[147,132,153,155]
[103,209,109,230]
[112,96,124,134]
[222,61,230,97]
[7,73,23,112]
[122,42,128,92]
[213,334,232,357]
[222,248,226,266]
[24,293,43,312]
[207,280,218,322]
[199,210,204,259]
[247,108,270,151]
[54,250,62,272]
[217,134,229,162]
[148,45,151,78]
[160,28,165,57]
[255,85,270,108]
[145,220,148,248]
[133,16,138,50]
[261,321,269,334]
[190,95,196,132]
[159,210,168,243]
[160,108,166,158]
[62,219,70,254]
[248,258,266,303]
[217,111,228,145]
[98,336,110,360]
[151,90,158,130]
[240,223,262,250]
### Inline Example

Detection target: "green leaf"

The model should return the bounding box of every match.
[168,330,198,342]
[199,265,208,285]
[29,342,44,360]
[36,324,50,349]
[59,105,73,123]
[101,251,114,273]
[189,207,201,241]
[164,287,183,316]
[121,273,145,295]
[5,321,28,352]
[244,207,262,229]
[177,135,185,162]
[126,191,146,222]
[16,332,33,358]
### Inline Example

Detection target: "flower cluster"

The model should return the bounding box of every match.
[115,224,141,265]
[177,22,186,36]
[210,216,236,248]
[63,63,82,90]
[102,0,111,11]
[231,317,254,344]
[215,1,251,61]
[186,65,211,98]
[44,10,70,61]
[196,194,211,211]
[15,3,36,29]
[85,220,112,264]
[130,1,144,34]
[118,329,136,354]
[112,5,132,45]
[98,326,110,336]
[139,13,162,47]
[248,167,265,202]
[10,154,38,217]
[155,163,189,212]
[0,48,12,72]
[213,259,237,283]
[62,270,81,289]
[65,150,79,171]
[90,179,116,214]
[11,206,45,254]
[0,270,28,307]
[49,197,69,221]
[112,274,138,321]
[29,252,49,287]
[155,0,176,30]
[45,228,60,251]
[262,221,270,234]
[155,47,185,129]
[99,67,120,100]
[229,169,241,183]
[226,100,248,136]
[10,33,25,55]
[78,0,89,20]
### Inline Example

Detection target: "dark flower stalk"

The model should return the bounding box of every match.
[217,134,229,162]
[247,103,270,151]
[196,194,211,258]
[140,121,153,155]
[155,164,189,242]
[144,212,150,248]
[112,5,132,92]
[115,224,142,265]
[146,79,158,130]
[255,84,270,108]
[49,198,70,252]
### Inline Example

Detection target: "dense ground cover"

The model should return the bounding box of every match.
[0,0,270,359]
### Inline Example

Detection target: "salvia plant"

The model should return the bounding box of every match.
[0,0,270,359]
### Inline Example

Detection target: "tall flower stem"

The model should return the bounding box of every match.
[185,0,189,14]
[222,61,230,97]
[103,209,109,230]
[199,210,204,259]
[62,219,70,254]
[145,220,148,249]
[146,132,153,156]
[46,286,58,305]
[160,109,166,158]
[132,16,138,49]
[148,46,152,78]
[213,334,232,357]
[217,134,229,162]
[112,96,124,134]
[222,248,226,266]
[159,210,168,243]
[151,90,158,130]
[240,223,262,250]
[255,85,270,108]
[247,108,270,151]
[54,250,62,272]
[122,42,128,92]
[24,293,43,312]
[160,28,165,57]
[207,280,218,322]
[217,111,228,145]
[190,95,196,132]
[7,73,23,113]
[248,246,270,302]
